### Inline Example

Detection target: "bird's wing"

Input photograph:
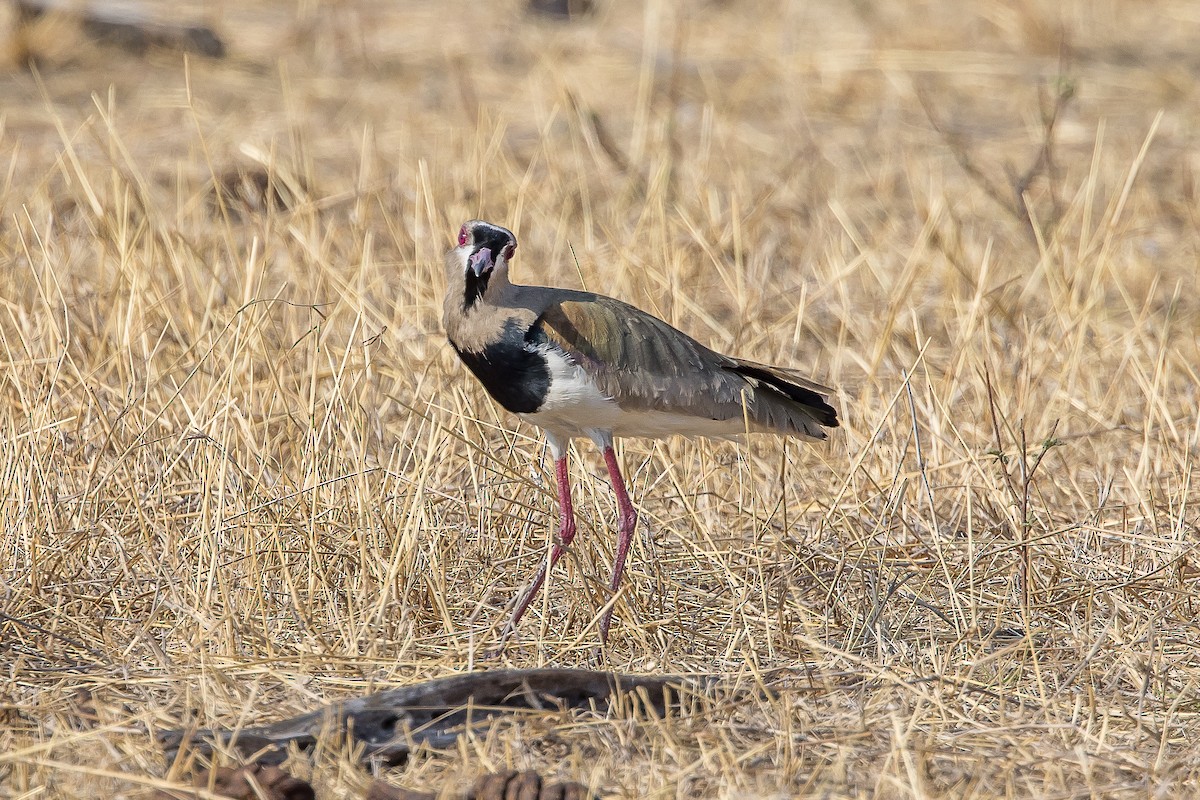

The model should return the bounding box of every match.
[534,295,836,436]
[534,295,744,411]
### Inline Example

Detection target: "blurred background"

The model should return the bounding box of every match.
[4,0,1197,272]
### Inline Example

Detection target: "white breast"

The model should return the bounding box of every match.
[523,345,620,430]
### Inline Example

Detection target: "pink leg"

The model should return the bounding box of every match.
[502,455,576,640]
[599,446,638,643]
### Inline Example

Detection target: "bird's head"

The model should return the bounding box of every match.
[449,220,517,310]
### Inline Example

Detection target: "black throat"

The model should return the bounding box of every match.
[462,268,491,310]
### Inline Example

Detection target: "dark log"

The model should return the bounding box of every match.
[16,0,226,58]
[159,668,709,767]
[527,0,595,20]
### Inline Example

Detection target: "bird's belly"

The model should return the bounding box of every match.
[609,409,750,439]
[522,404,750,440]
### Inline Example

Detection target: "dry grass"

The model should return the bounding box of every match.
[2,0,1199,797]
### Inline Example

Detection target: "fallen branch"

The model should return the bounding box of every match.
[159,668,710,767]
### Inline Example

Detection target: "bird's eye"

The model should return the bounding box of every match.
[457,226,469,247]
[502,243,516,260]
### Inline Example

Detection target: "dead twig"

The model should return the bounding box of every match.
[917,50,1076,242]
[983,366,1062,611]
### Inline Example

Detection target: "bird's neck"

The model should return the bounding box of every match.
[443,264,526,346]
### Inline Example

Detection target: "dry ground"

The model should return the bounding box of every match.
[1,1,1199,797]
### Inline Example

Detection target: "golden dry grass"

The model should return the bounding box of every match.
[2,0,1199,797]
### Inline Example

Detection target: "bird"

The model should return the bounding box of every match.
[442,219,838,645]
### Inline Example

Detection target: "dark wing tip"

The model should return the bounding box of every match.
[814,398,839,428]
[731,362,840,431]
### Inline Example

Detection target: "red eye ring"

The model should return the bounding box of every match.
[457,226,468,247]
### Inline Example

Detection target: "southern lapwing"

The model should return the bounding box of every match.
[443,220,838,644]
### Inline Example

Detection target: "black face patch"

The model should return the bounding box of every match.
[451,319,551,414]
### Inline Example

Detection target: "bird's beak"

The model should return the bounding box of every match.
[468,246,494,277]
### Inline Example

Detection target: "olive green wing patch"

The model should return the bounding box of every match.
[536,297,748,410]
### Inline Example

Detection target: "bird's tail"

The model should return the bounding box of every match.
[727,359,839,439]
